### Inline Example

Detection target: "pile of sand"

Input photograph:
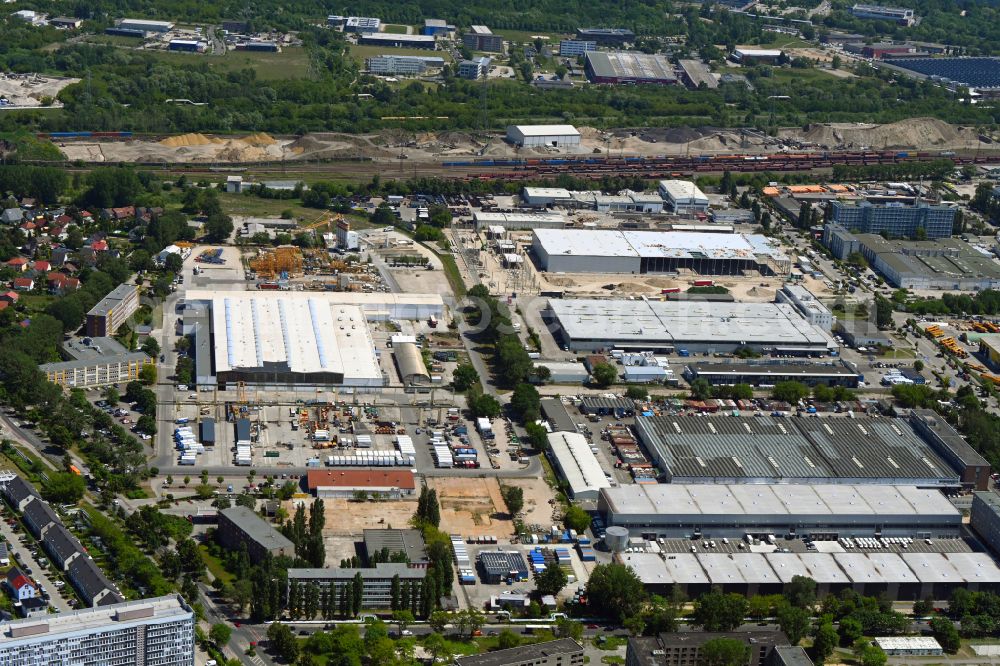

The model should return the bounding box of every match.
[785,118,966,149]
[159,133,222,147]
[215,140,269,162]
[242,132,277,146]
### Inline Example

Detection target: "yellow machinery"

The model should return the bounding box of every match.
[250,246,304,280]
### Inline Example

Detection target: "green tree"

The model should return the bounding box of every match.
[777,604,811,644]
[535,564,568,597]
[468,392,501,419]
[501,485,524,515]
[786,576,817,609]
[591,362,618,388]
[509,383,541,422]
[839,617,863,646]
[693,591,749,632]
[524,422,549,451]
[874,295,894,329]
[138,363,157,385]
[698,637,751,666]
[913,360,924,372]
[812,618,838,665]
[452,364,479,392]
[586,563,646,622]
[209,623,231,647]
[42,471,86,504]
[690,378,713,400]
[772,381,810,404]
[498,629,520,650]
[429,611,450,634]
[564,505,591,533]
[929,617,960,653]
[625,385,649,400]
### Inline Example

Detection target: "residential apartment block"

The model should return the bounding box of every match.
[0,595,194,665]
[86,283,139,337]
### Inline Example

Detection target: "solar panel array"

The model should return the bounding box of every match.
[890,58,1000,89]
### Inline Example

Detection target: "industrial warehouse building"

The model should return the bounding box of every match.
[393,342,430,386]
[576,28,634,45]
[116,18,174,32]
[683,359,861,388]
[531,229,791,275]
[585,52,677,85]
[634,414,971,486]
[365,55,445,74]
[971,492,1000,557]
[823,226,1000,290]
[599,483,962,539]
[358,33,437,49]
[472,211,566,230]
[545,299,833,354]
[306,469,416,499]
[505,124,581,148]
[658,180,709,214]
[618,550,1000,599]
[547,432,612,500]
[287,564,425,610]
[182,291,442,390]
[463,25,504,52]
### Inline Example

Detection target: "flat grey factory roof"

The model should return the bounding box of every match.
[678,59,718,88]
[600,483,959,518]
[636,415,958,482]
[549,300,831,347]
[288,564,425,580]
[621,551,1000,587]
[541,398,579,433]
[456,639,582,666]
[912,410,990,467]
[689,361,857,377]
[586,51,676,81]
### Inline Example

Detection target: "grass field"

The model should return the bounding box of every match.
[755,34,814,49]
[493,29,564,43]
[219,192,314,220]
[348,44,452,63]
[382,24,411,34]
[147,47,312,80]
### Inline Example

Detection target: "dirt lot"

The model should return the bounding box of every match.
[316,497,420,535]
[0,73,77,107]
[497,478,558,530]
[426,477,515,539]
[56,118,998,164]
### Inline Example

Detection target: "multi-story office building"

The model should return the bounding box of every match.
[559,40,597,57]
[627,631,793,666]
[776,284,834,331]
[287,564,425,610]
[828,200,955,239]
[365,55,445,75]
[576,28,635,45]
[458,57,491,79]
[0,595,194,665]
[217,506,294,563]
[86,283,139,337]
[463,25,504,53]
[849,4,916,25]
[41,352,153,389]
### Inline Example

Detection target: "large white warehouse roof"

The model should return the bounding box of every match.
[208,293,381,381]
[508,124,580,137]
[532,229,788,262]
[548,431,611,499]
[658,179,709,203]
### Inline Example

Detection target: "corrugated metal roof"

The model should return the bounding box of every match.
[548,431,611,498]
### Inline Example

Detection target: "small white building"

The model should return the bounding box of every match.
[777,284,834,331]
[506,124,581,148]
[226,176,245,193]
[873,637,942,656]
[658,180,709,215]
[521,187,574,207]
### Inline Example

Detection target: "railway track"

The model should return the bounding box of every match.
[25,147,1000,182]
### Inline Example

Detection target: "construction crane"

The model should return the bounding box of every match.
[249,246,304,280]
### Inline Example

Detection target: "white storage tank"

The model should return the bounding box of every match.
[605,526,629,552]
